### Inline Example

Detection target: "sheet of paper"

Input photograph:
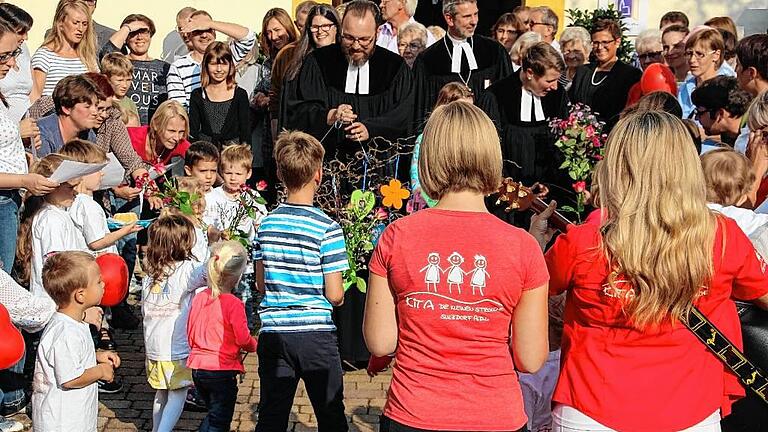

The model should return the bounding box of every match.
[49,160,108,184]
[149,158,183,180]
[99,153,126,190]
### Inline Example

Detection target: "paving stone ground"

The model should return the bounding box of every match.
[10,299,390,432]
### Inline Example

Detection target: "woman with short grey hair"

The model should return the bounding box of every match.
[397,22,428,68]
[559,26,591,88]
[635,29,664,70]
[510,31,542,70]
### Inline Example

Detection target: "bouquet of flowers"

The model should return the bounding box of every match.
[550,103,607,219]
[156,177,201,217]
[339,179,409,293]
[215,183,268,248]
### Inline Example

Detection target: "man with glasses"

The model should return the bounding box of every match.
[412,0,511,124]
[377,0,434,54]
[529,6,559,51]
[288,0,413,162]
[692,76,753,153]
[35,75,102,157]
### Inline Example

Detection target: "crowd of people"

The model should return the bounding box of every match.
[0,0,767,431]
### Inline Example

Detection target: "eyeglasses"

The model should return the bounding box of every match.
[128,28,151,37]
[685,50,716,59]
[0,47,22,64]
[638,51,663,61]
[310,23,336,34]
[341,33,375,48]
[592,39,617,48]
[694,108,715,119]
[398,41,424,51]
[530,22,551,28]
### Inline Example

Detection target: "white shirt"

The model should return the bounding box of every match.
[0,43,33,123]
[708,203,768,235]
[191,225,209,263]
[31,204,87,299]
[69,194,117,254]
[0,103,26,175]
[30,47,88,97]
[203,186,267,241]
[142,260,206,361]
[376,16,437,54]
[32,312,98,432]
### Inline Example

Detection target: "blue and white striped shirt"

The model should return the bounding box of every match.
[255,204,349,333]
[166,31,256,109]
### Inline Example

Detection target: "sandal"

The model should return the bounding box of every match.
[97,327,117,351]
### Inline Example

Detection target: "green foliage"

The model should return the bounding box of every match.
[340,190,381,294]
[566,4,633,64]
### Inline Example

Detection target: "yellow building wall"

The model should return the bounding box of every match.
[12,0,293,59]
[291,0,333,14]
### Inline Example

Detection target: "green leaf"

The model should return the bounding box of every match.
[356,277,367,293]
[350,190,376,216]
[255,196,267,205]
[180,202,193,215]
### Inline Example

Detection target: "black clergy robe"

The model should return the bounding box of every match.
[412,34,512,128]
[481,72,571,226]
[569,60,642,123]
[286,44,414,161]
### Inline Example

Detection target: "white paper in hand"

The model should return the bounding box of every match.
[49,160,108,183]
[99,153,126,190]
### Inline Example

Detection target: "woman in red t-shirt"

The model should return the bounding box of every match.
[127,99,191,168]
[364,101,549,432]
[532,111,768,431]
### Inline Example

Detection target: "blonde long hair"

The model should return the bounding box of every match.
[146,100,189,161]
[43,0,98,72]
[207,241,248,298]
[595,111,715,328]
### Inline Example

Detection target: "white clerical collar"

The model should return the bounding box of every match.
[520,88,545,122]
[446,34,477,73]
[345,61,370,95]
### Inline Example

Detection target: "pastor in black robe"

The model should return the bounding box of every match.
[412,34,512,129]
[286,43,414,161]
[481,71,571,226]
[568,60,641,123]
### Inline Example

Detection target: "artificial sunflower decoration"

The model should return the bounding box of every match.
[380,179,410,210]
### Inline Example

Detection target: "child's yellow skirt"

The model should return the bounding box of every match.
[146,359,193,390]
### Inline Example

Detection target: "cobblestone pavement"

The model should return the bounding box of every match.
[10,303,390,432]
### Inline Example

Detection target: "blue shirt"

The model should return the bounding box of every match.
[37,113,97,157]
[254,203,349,333]
[678,62,736,119]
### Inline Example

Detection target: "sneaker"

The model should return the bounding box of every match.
[98,378,123,394]
[184,387,207,412]
[0,417,23,432]
[109,304,140,330]
[0,401,27,418]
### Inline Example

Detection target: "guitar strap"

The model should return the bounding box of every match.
[683,305,768,404]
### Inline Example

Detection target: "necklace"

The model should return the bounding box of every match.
[444,36,473,90]
[591,60,617,86]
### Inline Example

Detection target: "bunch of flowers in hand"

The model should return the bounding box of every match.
[156,177,202,217]
[134,171,158,198]
[215,183,268,248]
[550,103,607,219]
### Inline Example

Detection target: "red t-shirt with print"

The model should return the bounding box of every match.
[369,208,549,431]
[546,211,768,432]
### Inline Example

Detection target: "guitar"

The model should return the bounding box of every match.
[495,178,574,232]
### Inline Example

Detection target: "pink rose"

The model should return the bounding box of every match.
[374,207,389,221]
[572,181,586,193]
[585,125,595,137]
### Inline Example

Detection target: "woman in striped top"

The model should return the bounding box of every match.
[30,0,98,101]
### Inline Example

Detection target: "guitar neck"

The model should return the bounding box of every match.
[529,198,574,232]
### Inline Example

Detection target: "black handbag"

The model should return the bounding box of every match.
[735,300,768,373]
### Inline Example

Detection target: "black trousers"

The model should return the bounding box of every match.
[191,369,239,432]
[255,331,348,432]
[380,416,529,432]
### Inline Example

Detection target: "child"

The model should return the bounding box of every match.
[188,42,250,148]
[701,148,768,256]
[184,141,220,195]
[187,241,257,431]
[60,139,142,254]
[32,251,121,432]
[205,144,266,330]
[254,131,348,431]
[15,154,85,299]
[161,176,210,262]
[142,215,206,432]
[101,52,140,127]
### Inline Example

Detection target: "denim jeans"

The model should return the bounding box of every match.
[191,370,239,432]
[0,190,20,273]
[0,350,25,414]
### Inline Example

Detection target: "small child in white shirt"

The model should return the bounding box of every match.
[203,145,266,330]
[60,139,142,254]
[701,148,768,256]
[16,154,87,299]
[32,251,121,432]
[142,215,207,432]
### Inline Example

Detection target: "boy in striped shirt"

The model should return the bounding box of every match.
[167,10,255,109]
[254,131,349,432]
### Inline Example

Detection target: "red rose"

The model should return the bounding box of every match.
[572,181,586,193]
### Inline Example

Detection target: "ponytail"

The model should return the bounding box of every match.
[207,241,248,298]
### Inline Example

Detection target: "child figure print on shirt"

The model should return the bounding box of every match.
[420,252,443,292]
[469,255,490,296]
[445,252,466,294]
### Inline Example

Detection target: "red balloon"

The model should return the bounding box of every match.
[640,63,677,96]
[96,253,129,307]
[0,303,25,370]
